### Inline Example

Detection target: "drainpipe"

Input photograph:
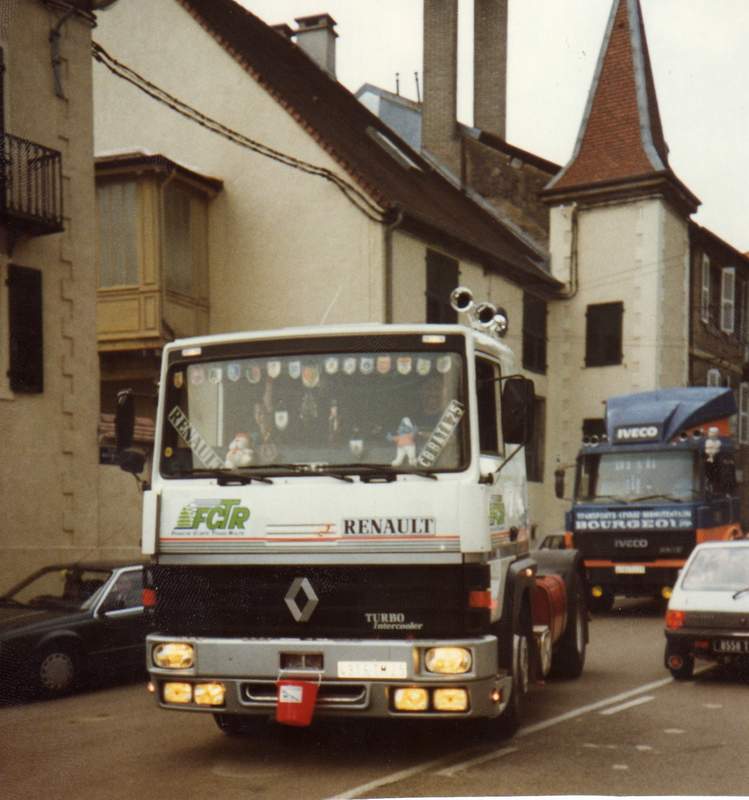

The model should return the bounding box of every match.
[383,203,404,323]
[559,202,579,300]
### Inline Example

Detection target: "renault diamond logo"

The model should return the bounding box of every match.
[285,577,319,622]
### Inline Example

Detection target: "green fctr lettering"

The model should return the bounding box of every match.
[228,504,250,529]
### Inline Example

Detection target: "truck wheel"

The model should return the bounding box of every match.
[665,644,694,681]
[589,590,614,614]
[550,571,587,679]
[494,611,531,738]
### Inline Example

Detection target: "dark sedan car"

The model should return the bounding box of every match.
[0,561,147,698]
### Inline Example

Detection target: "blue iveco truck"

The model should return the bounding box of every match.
[556,388,743,612]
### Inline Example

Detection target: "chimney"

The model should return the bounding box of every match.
[271,23,294,40]
[422,0,460,175]
[473,0,508,139]
[294,14,338,78]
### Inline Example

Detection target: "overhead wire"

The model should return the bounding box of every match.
[92,41,388,224]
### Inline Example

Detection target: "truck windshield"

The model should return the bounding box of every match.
[576,450,699,503]
[160,347,468,476]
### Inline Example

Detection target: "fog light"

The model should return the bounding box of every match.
[393,687,429,712]
[163,682,193,704]
[153,642,195,669]
[194,682,226,707]
[424,647,472,674]
[661,586,673,600]
[147,681,156,694]
[591,585,604,599]
[433,688,469,712]
[491,688,501,704]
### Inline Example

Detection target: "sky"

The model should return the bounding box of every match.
[240,0,749,254]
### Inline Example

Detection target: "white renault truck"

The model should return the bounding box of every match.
[116,289,588,736]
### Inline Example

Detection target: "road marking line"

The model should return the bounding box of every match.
[599,695,654,715]
[436,746,518,777]
[326,666,715,800]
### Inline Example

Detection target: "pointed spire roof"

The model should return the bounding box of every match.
[544,0,699,212]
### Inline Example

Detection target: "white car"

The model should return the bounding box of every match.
[664,540,749,679]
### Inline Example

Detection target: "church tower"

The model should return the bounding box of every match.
[542,0,701,479]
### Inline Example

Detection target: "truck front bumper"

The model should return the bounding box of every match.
[147,634,511,720]
[585,562,683,597]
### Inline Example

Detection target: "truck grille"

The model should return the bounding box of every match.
[148,563,489,639]
[574,529,695,562]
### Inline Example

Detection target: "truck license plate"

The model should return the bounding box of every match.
[713,639,749,654]
[614,565,646,574]
[337,661,407,679]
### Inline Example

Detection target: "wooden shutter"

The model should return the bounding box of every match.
[721,267,735,333]
[8,264,43,393]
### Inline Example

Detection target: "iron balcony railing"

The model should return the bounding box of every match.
[1,132,64,236]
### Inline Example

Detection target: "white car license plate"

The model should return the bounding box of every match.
[713,639,749,654]
[615,564,646,575]
[337,661,407,679]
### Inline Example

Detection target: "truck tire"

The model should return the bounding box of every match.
[494,606,531,739]
[550,571,587,679]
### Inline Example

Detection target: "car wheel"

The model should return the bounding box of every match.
[550,571,587,679]
[37,645,79,696]
[665,644,694,681]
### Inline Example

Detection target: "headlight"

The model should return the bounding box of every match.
[393,687,429,711]
[194,682,226,707]
[163,682,192,704]
[424,647,472,674]
[153,642,195,669]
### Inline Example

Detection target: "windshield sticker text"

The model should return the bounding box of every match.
[575,508,693,531]
[168,405,223,469]
[417,400,465,467]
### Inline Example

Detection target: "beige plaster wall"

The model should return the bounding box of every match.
[93,1,386,333]
[0,2,101,588]
[541,198,691,538]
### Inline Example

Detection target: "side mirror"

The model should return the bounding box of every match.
[554,468,565,499]
[115,389,135,451]
[501,377,535,445]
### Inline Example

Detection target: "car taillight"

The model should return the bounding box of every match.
[665,609,686,630]
[143,588,157,608]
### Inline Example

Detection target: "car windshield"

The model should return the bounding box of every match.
[576,450,698,503]
[1,567,113,611]
[160,347,468,476]
[682,547,749,592]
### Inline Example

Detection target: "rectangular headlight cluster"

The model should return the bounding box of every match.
[423,647,472,674]
[392,686,469,713]
[162,681,226,706]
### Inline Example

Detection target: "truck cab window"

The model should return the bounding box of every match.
[476,357,501,456]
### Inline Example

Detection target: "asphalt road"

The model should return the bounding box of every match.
[2,598,748,799]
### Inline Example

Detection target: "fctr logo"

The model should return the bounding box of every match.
[175,499,250,531]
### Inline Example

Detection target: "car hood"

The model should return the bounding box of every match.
[670,589,749,614]
[0,605,86,637]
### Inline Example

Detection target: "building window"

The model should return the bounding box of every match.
[582,417,606,439]
[585,302,623,367]
[8,264,43,393]
[163,182,208,297]
[700,254,710,324]
[721,267,736,334]
[740,383,749,445]
[525,396,545,482]
[426,250,458,324]
[706,368,722,387]
[476,357,500,455]
[522,293,547,374]
[97,180,139,288]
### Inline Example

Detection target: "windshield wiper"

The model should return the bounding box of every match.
[626,493,686,503]
[732,586,749,600]
[328,463,438,481]
[168,467,273,484]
